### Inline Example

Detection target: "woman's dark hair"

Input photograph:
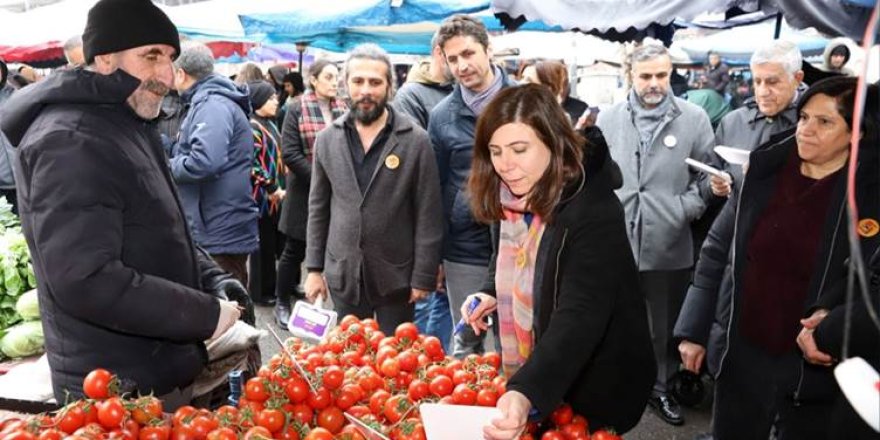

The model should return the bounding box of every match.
[469,84,585,224]
[798,76,879,146]
[534,60,570,98]
[283,72,305,96]
[307,59,336,91]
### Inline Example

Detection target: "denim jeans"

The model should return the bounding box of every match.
[414,291,453,352]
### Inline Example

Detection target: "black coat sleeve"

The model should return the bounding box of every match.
[280,104,311,185]
[674,191,737,346]
[23,131,219,342]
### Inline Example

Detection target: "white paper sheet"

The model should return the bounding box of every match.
[420,403,502,440]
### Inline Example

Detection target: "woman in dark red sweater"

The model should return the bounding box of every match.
[674,76,880,440]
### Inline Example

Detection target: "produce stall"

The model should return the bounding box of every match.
[0,315,617,440]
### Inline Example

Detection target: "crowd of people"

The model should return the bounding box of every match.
[0,0,877,439]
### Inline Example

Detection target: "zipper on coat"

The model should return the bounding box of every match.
[717,171,749,378]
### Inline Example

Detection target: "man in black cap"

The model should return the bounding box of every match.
[0,0,247,406]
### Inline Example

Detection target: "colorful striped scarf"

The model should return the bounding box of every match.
[496,184,545,377]
[250,117,283,216]
[298,90,347,161]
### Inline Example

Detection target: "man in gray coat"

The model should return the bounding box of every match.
[597,43,714,426]
[303,44,443,335]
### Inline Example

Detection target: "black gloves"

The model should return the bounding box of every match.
[195,245,256,325]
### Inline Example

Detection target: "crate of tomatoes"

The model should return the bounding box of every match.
[0,316,619,440]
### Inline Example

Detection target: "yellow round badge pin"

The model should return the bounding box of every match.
[385,154,400,170]
[858,218,879,238]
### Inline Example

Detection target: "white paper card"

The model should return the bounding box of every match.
[420,403,502,440]
[834,357,880,432]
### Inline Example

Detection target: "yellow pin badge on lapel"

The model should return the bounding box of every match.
[385,154,400,170]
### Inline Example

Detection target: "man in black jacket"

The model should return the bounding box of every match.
[0,0,244,407]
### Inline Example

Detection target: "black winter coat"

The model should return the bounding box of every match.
[0,69,221,399]
[482,134,656,433]
[675,131,880,403]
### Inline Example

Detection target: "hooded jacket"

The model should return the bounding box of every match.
[0,68,220,399]
[171,73,259,255]
[393,61,453,129]
[821,37,856,76]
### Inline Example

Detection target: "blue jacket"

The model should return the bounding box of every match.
[171,74,258,255]
[427,69,516,265]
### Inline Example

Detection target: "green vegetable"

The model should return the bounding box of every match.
[0,320,44,358]
[15,289,39,320]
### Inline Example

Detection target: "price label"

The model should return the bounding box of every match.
[288,300,337,343]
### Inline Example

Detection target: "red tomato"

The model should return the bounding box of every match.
[307,387,332,410]
[139,425,171,440]
[321,366,344,390]
[273,426,300,440]
[97,398,127,429]
[481,352,502,370]
[205,428,237,440]
[56,405,86,434]
[379,358,400,377]
[284,379,310,403]
[570,415,588,430]
[335,386,361,410]
[243,427,273,440]
[82,368,115,399]
[302,427,333,440]
[290,404,313,426]
[396,350,418,373]
[452,370,475,386]
[316,407,344,434]
[338,425,366,440]
[451,384,477,405]
[476,388,499,407]
[559,423,588,439]
[549,404,573,427]
[38,430,63,440]
[407,379,429,401]
[390,418,426,440]
[255,409,284,434]
[131,396,163,425]
[540,431,566,440]
[383,395,413,424]
[368,390,391,416]
[214,406,240,427]
[172,406,197,428]
[428,376,453,397]
[591,430,622,440]
[244,378,270,402]
[421,336,445,360]
[394,323,419,344]
[345,405,371,419]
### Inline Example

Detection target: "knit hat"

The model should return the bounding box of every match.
[82,0,180,64]
[248,81,275,111]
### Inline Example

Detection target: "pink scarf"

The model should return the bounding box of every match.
[496,184,545,377]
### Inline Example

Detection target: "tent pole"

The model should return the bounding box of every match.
[773,13,782,39]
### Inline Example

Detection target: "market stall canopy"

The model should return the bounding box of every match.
[672,17,829,65]
[239,0,490,42]
[490,0,741,35]
[241,0,562,55]
[491,0,877,41]
[773,0,875,41]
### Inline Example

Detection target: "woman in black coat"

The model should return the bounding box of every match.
[674,76,880,439]
[462,84,656,438]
